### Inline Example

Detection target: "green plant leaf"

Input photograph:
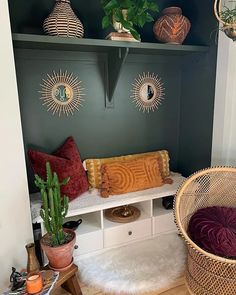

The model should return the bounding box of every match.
[102,15,111,28]
[104,0,118,12]
[148,2,159,12]
[130,27,140,40]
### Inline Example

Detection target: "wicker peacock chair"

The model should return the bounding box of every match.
[174,167,236,295]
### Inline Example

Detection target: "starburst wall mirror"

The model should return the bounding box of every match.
[131,72,165,113]
[39,70,85,117]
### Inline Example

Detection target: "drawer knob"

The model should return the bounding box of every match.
[128,231,132,236]
[74,245,79,249]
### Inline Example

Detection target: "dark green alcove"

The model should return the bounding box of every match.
[8,0,218,192]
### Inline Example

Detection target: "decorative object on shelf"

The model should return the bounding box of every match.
[26,272,43,294]
[101,0,158,41]
[106,32,139,42]
[25,243,40,273]
[105,205,140,223]
[153,7,191,44]
[39,70,85,117]
[43,0,84,38]
[214,0,236,41]
[63,218,82,230]
[34,162,76,271]
[10,267,26,291]
[130,72,165,113]
[162,196,174,210]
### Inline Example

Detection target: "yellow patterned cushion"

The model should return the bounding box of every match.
[84,150,170,188]
[100,156,163,197]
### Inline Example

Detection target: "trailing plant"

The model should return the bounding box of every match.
[101,0,159,40]
[34,162,70,247]
[220,5,236,24]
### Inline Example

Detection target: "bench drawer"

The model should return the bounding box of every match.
[74,230,103,256]
[104,218,152,248]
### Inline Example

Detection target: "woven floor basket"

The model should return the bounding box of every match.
[174,167,236,295]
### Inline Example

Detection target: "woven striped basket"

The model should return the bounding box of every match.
[174,167,236,295]
[43,0,84,38]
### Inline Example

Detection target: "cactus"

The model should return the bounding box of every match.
[34,162,70,247]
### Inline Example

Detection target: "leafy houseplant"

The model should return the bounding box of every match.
[214,0,236,41]
[35,162,76,270]
[101,0,159,40]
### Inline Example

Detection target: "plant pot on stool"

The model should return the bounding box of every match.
[153,7,191,44]
[34,162,75,271]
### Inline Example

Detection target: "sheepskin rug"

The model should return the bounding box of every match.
[75,233,186,294]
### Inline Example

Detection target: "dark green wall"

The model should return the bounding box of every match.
[15,50,181,192]
[9,0,218,190]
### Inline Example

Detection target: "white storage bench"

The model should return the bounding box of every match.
[30,172,185,257]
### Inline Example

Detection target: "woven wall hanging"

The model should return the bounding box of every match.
[39,70,85,117]
[131,72,165,113]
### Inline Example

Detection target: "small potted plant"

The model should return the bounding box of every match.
[101,0,159,41]
[214,0,236,41]
[34,162,76,271]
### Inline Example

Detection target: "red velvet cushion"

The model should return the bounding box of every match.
[28,136,89,201]
[188,206,236,258]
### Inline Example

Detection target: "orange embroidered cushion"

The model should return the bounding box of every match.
[100,156,163,197]
[84,150,170,189]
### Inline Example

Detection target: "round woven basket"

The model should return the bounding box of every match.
[174,167,236,295]
[43,0,84,38]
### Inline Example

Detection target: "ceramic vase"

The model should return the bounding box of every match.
[25,243,40,273]
[43,0,84,38]
[153,7,191,44]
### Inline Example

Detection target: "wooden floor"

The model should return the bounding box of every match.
[53,274,190,295]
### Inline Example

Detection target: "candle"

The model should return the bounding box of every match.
[26,272,43,294]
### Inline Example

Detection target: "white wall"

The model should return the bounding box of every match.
[211,29,236,166]
[0,0,33,290]
[211,1,236,166]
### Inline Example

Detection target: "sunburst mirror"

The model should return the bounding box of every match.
[39,70,85,116]
[131,72,165,113]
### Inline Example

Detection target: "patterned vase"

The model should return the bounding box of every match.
[43,0,84,38]
[153,7,191,44]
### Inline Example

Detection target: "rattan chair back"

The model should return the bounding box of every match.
[174,167,236,295]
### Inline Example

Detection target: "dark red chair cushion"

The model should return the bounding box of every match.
[28,136,89,201]
[188,206,236,258]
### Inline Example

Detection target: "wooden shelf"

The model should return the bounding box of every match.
[12,33,209,107]
[12,33,208,55]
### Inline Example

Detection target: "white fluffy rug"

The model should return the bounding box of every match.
[75,233,186,294]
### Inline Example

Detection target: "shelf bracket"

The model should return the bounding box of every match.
[105,47,129,108]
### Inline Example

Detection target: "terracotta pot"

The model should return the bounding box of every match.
[153,7,191,44]
[43,0,84,38]
[40,229,76,271]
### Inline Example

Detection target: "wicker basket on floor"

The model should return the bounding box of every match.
[174,167,236,295]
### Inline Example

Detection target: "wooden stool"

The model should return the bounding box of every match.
[49,264,82,295]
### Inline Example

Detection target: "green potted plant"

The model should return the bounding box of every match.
[101,0,159,41]
[34,162,76,271]
[214,0,236,41]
